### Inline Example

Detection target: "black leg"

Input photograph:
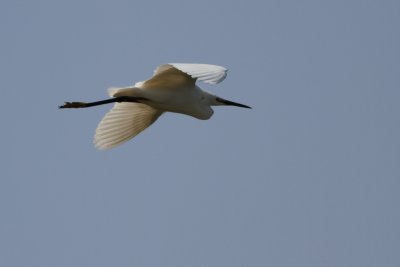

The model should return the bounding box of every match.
[59,96,149,109]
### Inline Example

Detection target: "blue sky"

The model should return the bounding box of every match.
[1,1,399,266]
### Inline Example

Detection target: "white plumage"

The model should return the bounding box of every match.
[60,63,251,150]
[169,63,227,84]
[94,103,162,149]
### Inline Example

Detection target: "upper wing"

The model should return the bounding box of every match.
[168,63,228,85]
[143,63,228,90]
[94,103,163,150]
[143,64,195,90]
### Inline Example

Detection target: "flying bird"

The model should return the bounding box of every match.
[60,63,251,150]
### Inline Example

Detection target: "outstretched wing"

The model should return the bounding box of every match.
[143,63,227,90]
[94,103,163,150]
[168,63,227,85]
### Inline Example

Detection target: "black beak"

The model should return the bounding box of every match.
[216,97,252,109]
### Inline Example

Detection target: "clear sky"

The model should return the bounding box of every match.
[1,1,399,266]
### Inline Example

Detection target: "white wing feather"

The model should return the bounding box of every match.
[167,63,227,84]
[94,103,162,150]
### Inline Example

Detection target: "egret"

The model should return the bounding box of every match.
[60,63,251,150]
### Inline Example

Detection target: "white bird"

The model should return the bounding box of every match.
[60,63,251,150]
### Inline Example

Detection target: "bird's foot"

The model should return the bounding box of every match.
[59,102,87,109]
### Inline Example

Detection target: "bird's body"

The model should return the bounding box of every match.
[113,85,214,120]
[60,63,251,150]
